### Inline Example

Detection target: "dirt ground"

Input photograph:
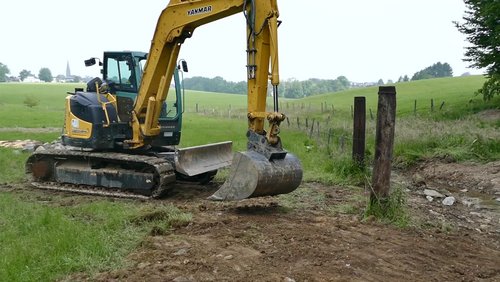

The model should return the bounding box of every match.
[1,147,499,281]
[10,160,484,281]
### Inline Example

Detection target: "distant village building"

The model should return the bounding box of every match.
[350,82,377,88]
[23,75,41,83]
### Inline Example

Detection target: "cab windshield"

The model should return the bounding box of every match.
[105,54,137,92]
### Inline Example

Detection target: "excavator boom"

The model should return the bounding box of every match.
[129,0,302,200]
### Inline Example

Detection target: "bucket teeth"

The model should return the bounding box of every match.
[208,151,302,201]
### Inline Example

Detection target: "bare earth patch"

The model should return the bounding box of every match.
[46,161,499,281]
[476,109,500,122]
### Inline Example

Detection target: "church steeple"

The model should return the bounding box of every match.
[66,61,71,78]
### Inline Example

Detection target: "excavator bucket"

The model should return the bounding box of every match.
[174,141,233,176]
[208,150,302,201]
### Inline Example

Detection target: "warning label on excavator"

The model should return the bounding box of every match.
[187,5,212,16]
[71,119,79,128]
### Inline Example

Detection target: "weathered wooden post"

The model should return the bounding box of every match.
[309,118,315,138]
[327,128,333,147]
[371,86,397,200]
[352,97,366,167]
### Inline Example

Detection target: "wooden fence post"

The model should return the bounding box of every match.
[372,86,397,200]
[309,118,315,138]
[353,97,366,167]
[327,128,333,147]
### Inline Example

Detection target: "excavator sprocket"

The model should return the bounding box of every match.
[26,149,176,199]
[209,150,302,201]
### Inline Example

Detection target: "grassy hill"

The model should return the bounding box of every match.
[293,75,493,118]
[0,75,492,128]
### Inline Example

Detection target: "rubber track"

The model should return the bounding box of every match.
[26,149,176,199]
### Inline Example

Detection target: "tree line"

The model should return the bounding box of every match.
[0,63,54,82]
[411,62,453,81]
[183,75,351,98]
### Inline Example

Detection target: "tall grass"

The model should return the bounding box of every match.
[0,193,192,282]
[0,148,30,183]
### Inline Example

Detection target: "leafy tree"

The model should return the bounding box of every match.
[0,62,10,82]
[19,69,32,81]
[455,0,500,100]
[71,75,82,83]
[377,79,384,85]
[411,62,453,81]
[55,74,66,82]
[336,76,350,89]
[38,68,53,82]
[403,75,409,82]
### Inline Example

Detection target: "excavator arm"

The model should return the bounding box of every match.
[128,0,282,150]
[129,0,302,200]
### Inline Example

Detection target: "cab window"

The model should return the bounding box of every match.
[105,55,136,92]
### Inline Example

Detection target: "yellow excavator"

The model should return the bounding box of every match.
[26,0,302,200]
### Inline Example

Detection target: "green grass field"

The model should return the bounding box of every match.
[301,75,488,117]
[0,76,499,281]
[0,193,192,281]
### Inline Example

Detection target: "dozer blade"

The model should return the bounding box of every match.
[208,150,302,201]
[174,141,233,176]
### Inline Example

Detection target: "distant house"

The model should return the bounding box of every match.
[350,82,377,88]
[23,75,41,83]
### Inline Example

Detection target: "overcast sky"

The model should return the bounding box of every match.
[0,0,480,83]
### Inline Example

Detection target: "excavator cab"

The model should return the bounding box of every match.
[63,51,183,149]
